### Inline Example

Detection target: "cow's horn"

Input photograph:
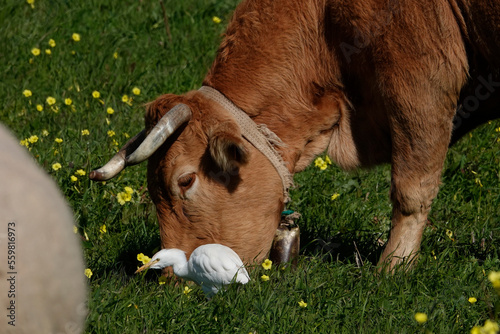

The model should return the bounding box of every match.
[89,103,192,181]
[89,129,146,181]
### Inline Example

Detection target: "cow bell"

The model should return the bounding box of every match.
[269,211,301,268]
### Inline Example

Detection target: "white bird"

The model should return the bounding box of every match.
[135,244,250,297]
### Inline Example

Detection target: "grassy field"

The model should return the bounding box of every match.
[1,0,500,333]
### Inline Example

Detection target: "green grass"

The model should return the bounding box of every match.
[1,0,499,333]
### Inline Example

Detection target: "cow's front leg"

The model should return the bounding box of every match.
[378,168,442,270]
[378,109,454,270]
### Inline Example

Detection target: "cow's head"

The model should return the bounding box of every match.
[90,90,285,263]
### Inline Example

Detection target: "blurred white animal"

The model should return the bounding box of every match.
[0,124,87,334]
[135,244,250,296]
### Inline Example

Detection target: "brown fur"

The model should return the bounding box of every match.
[145,0,500,269]
[146,92,284,264]
[208,121,249,172]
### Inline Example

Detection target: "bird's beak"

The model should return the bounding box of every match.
[134,258,160,274]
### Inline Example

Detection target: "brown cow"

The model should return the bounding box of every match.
[91,0,500,270]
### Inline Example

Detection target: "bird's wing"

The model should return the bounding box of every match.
[220,249,250,284]
[235,266,250,284]
[189,246,250,288]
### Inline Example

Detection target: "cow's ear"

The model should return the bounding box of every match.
[209,122,249,172]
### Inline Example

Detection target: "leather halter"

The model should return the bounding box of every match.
[199,86,293,203]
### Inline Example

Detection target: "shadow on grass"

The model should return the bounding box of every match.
[299,226,498,268]
[300,228,385,266]
[93,232,162,279]
[111,233,188,285]
[126,234,161,266]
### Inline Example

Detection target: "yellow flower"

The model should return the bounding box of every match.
[71,175,78,182]
[23,89,32,97]
[414,312,428,324]
[113,51,118,59]
[475,178,483,187]
[31,48,40,56]
[46,96,56,105]
[472,320,500,334]
[92,90,100,98]
[325,155,332,165]
[64,98,72,105]
[261,275,270,281]
[75,169,86,176]
[212,16,222,24]
[100,224,107,234]
[48,39,56,47]
[28,135,38,144]
[446,229,454,240]
[331,193,340,200]
[26,0,34,8]
[158,276,167,285]
[81,129,90,136]
[468,297,477,304]
[137,253,151,265]
[106,107,114,114]
[488,271,500,289]
[45,49,51,55]
[183,286,193,295]
[84,268,93,278]
[107,130,115,137]
[55,138,63,143]
[298,300,307,308]
[117,191,132,205]
[495,127,500,133]
[52,163,62,171]
[132,87,141,95]
[41,129,49,136]
[314,157,328,170]
[124,186,134,195]
[20,139,29,148]
[36,104,43,111]
[471,326,481,334]
[72,33,81,42]
[262,259,272,270]
[122,94,129,103]
[482,320,499,334]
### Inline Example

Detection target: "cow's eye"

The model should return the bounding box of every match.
[177,172,196,193]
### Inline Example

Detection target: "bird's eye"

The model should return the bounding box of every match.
[177,172,196,194]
